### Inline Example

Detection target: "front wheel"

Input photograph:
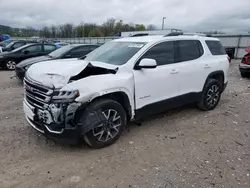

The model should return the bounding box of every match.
[81,99,127,149]
[197,79,222,111]
[5,60,17,70]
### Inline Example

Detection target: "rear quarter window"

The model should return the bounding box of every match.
[205,40,226,55]
[175,40,204,62]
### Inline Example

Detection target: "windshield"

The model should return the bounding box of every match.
[48,45,74,58]
[84,41,146,65]
[5,42,15,49]
[0,40,14,47]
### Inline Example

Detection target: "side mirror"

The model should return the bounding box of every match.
[24,50,30,54]
[136,58,157,69]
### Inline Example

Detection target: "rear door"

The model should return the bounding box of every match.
[174,40,205,96]
[20,44,43,61]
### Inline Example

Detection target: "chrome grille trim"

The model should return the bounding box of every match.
[24,77,54,109]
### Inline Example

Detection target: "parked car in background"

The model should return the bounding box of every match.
[54,42,70,48]
[239,46,250,77]
[0,34,10,42]
[0,39,17,47]
[15,44,99,79]
[0,43,57,70]
[1,40,38,52]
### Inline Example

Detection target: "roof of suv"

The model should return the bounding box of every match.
[115,35,219,43]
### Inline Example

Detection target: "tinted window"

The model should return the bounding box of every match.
[44,45,56,52]
[23,45,42,52]
[206,40,226,55]
[141,41,174,65]
[13,42,25,49]
[176,40,203,62]
[70,46,90,54]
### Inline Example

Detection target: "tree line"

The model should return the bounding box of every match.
[0,18,157,38]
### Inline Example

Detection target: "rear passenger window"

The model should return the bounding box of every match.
[142,41,174,66]
[176,40,203,62]
[44,45,56,52]
[205,41,226,55]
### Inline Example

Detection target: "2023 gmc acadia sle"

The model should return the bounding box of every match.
[23,34,229,149]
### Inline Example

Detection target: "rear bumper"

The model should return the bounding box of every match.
[239,67,250,73]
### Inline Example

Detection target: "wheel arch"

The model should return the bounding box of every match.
[204,70,225,91]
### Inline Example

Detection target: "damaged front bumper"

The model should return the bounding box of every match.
[23,98,83,144]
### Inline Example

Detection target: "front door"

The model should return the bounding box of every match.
[133,41,179,116]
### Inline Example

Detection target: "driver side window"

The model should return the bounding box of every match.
[141,41,175,66]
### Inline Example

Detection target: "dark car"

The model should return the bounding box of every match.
[0,43,57,70]
[1,40,38,52]
[0,39,17,47]
[15,44,99,79]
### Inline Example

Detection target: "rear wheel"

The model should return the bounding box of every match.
[5,60,16,70]
[197,79,222,111]
[81,99,127,149]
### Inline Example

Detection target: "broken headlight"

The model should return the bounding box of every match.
[52,90,80,103]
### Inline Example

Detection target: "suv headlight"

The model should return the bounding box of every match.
[52,90,80,103]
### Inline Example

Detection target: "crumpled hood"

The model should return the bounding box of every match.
[26,58,118,88]
[17,55,52,68]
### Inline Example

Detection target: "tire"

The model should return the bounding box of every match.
[5,60,17,70]
[80,99,127,149]
[197,79,222,111]
[241,72,248,78]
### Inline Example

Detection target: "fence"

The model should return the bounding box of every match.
[12,34,250,59]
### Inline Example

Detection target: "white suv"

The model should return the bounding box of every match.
[23,34,229,148]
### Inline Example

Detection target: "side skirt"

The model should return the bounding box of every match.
[135,92,202,120]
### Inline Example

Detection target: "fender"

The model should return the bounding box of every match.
[89,87,135,118]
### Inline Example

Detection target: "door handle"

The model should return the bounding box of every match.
[204,64,210,69]
[170,69,179,74]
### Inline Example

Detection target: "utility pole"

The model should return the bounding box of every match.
[162,17,166,30]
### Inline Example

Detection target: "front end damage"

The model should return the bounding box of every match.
[23,62,119,144]
[23,77,84,144]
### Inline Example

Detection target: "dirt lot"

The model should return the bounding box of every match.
[0,60,249,188]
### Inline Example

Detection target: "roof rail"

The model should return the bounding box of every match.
[130,33,149,37]
[164,32,212,37]
[164,32,184,36]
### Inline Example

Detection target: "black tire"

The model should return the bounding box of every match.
[80,99,127,149]
[241,72,248,78]
[5,60,17,70]
[197,79,222,111]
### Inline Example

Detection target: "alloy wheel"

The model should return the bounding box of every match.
[207,84,220,107]
[92,109,122,142]
[6,61,16,70]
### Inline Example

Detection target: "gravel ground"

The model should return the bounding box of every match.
[0,60,249,188]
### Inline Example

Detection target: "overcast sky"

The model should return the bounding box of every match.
[0,0,249,33]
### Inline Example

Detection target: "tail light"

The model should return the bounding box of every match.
[227,56,231,63]
[242,57,250,65]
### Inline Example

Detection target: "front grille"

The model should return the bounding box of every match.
[24,77,54,109]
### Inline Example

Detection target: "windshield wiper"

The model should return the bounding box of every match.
[78,55,86,60]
